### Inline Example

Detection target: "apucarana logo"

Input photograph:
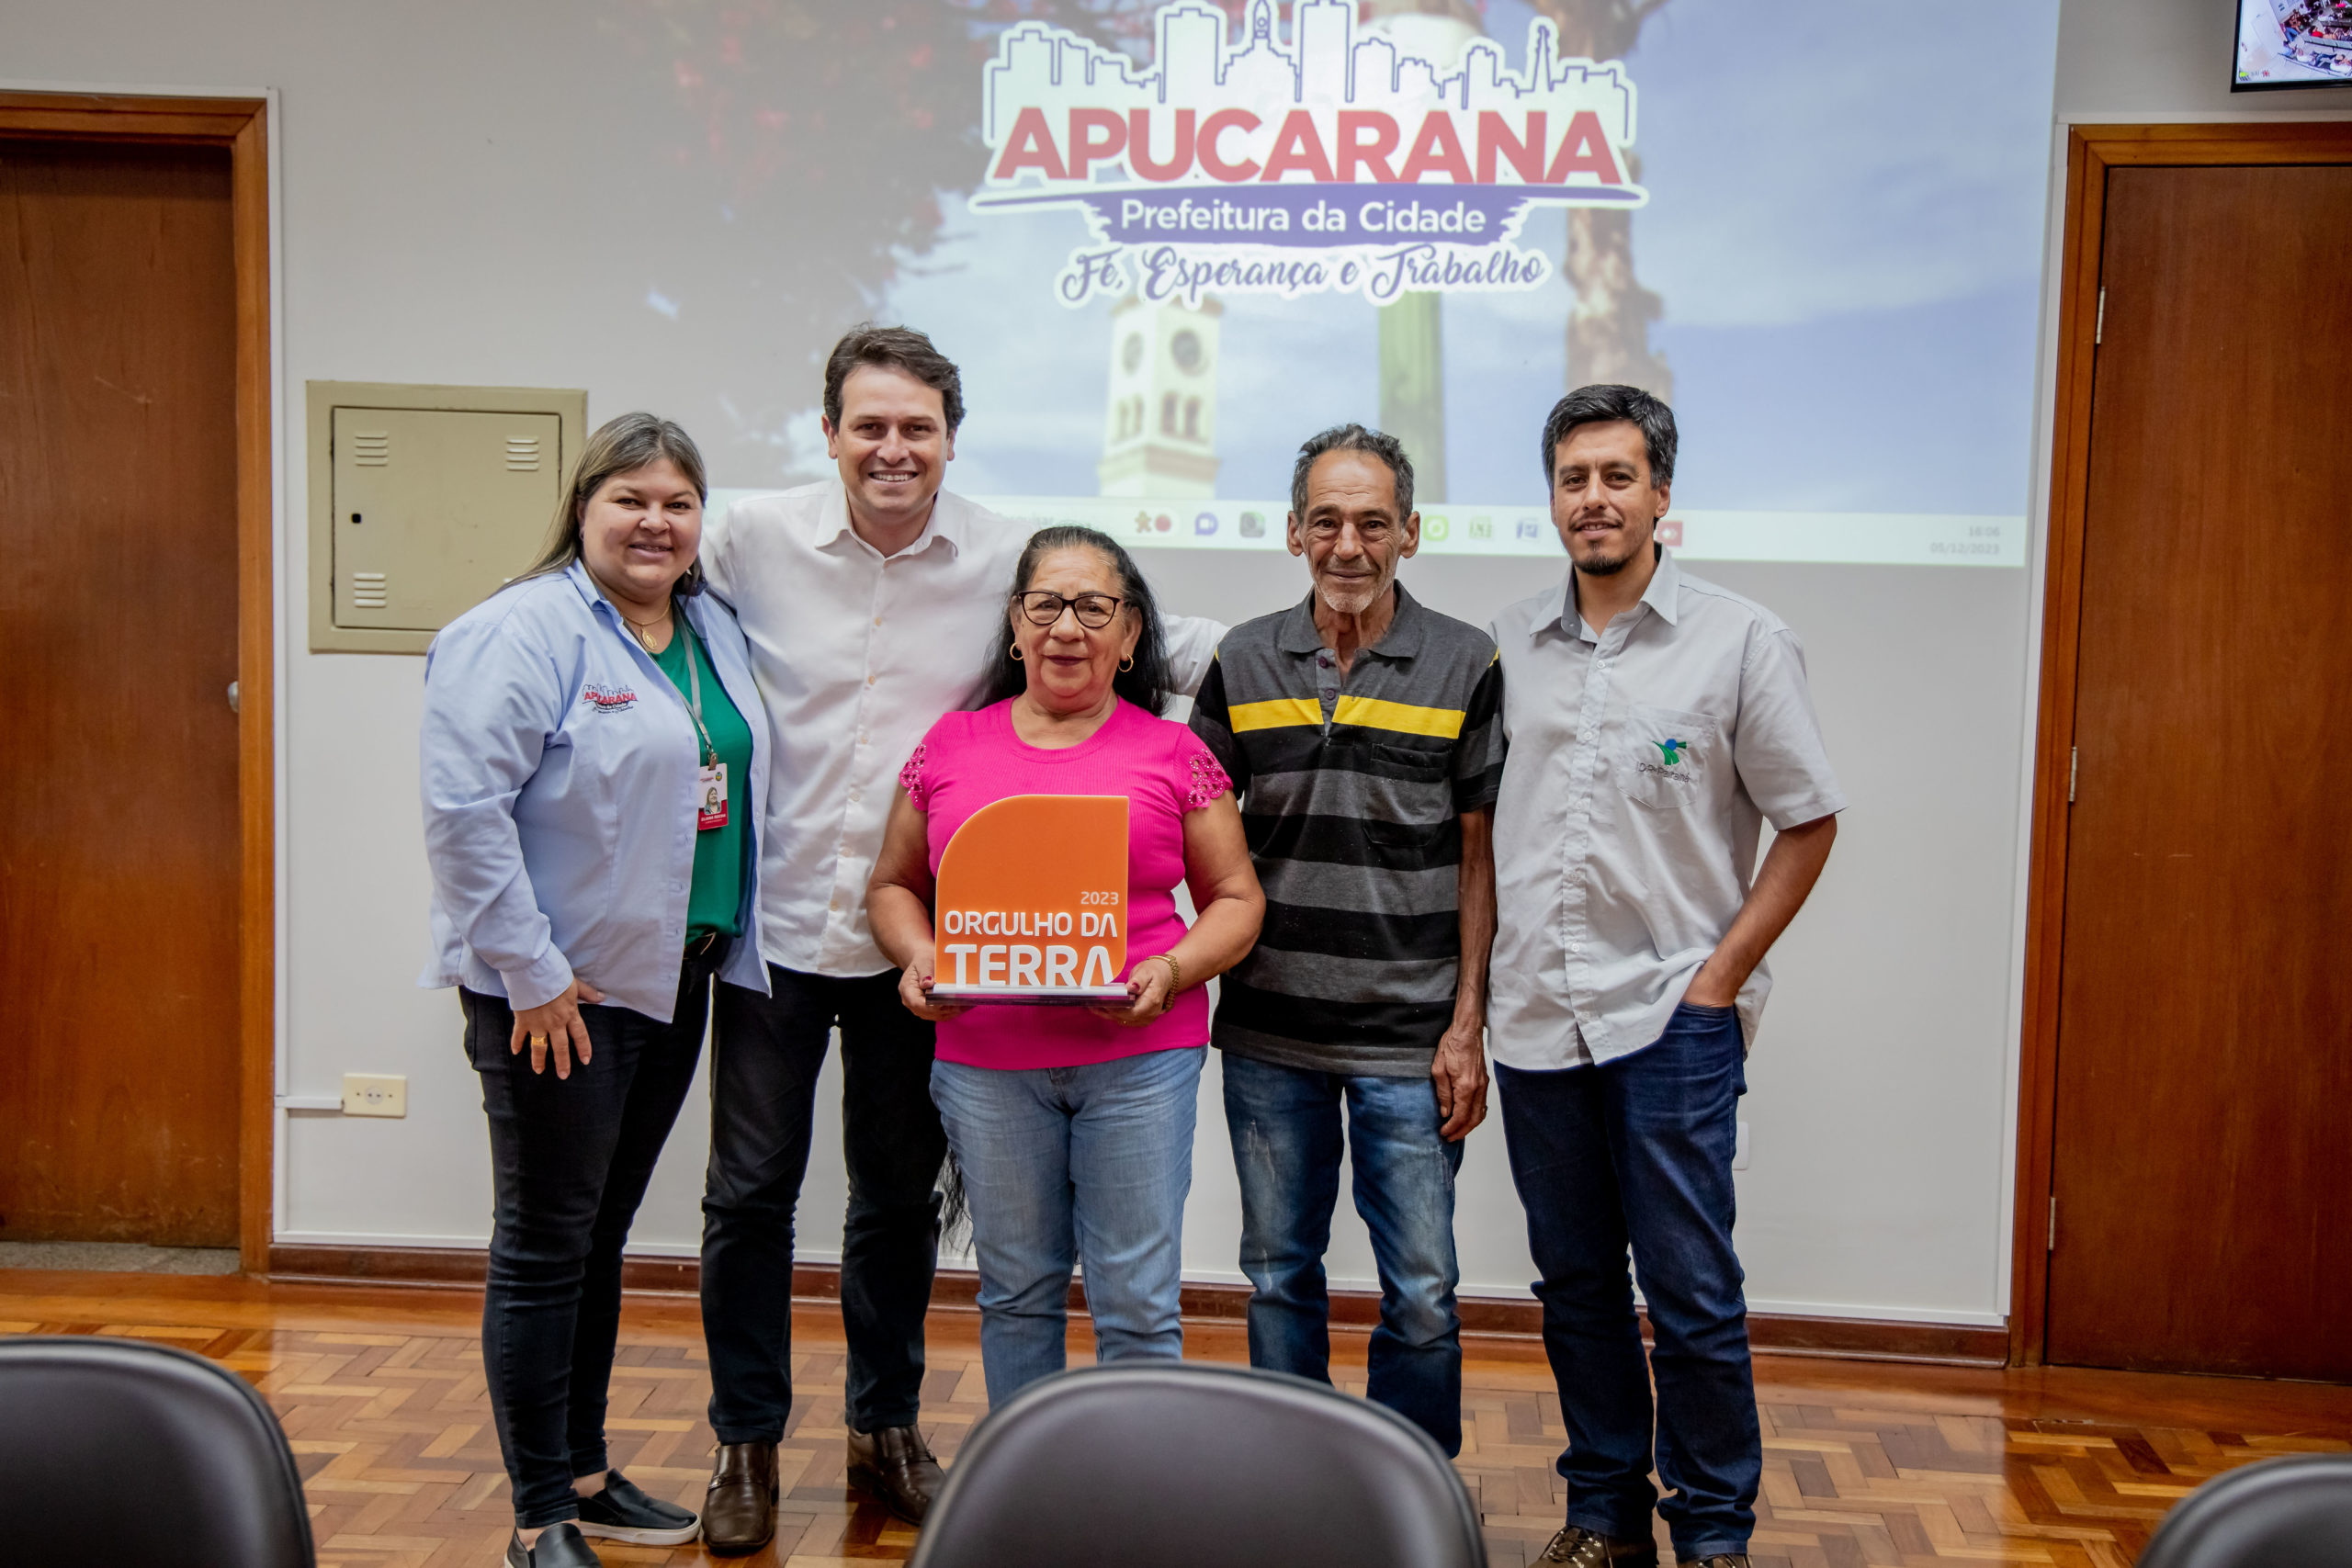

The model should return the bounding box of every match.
[976,0,1645,307]
[580,682,639,714]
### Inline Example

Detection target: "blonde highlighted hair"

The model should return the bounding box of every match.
[518,412,711,594]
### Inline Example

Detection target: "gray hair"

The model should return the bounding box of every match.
[1290,423,1416,521]
[519,412,711,593]
[1539,384,1678,489]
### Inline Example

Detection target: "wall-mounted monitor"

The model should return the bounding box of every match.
[2235,0,2352,89]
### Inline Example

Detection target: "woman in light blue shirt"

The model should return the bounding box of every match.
[420,412,769,1568]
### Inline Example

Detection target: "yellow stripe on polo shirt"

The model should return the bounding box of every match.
[1227,696,1325,733]
[1332,694,1466,739]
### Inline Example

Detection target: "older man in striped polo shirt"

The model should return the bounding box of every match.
[1188,423,1503,1456]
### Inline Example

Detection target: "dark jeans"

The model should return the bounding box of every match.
[701,964,946,1441]
[1221,1054,1464,1456]
[464,952,715,1529]
[1497,1001,1758,1561]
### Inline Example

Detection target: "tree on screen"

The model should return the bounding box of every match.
[600,0,1141,483]
[604,0,1674,483]
[1527,0,1675,399]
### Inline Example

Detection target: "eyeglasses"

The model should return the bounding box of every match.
[1016,591,1125,629]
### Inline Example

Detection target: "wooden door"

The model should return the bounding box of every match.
[2048,164,2352,1379]
[0,139,243,1245]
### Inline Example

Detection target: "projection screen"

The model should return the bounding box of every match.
[622,0,2056,570]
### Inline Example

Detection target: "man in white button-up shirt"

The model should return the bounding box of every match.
[1488,386,1843,1568]
[693,328,1220,1546]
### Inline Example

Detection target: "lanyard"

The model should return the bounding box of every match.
[676,619,718,768]
[601,580,720,768]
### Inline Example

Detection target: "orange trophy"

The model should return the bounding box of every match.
[929,795,1131,1004]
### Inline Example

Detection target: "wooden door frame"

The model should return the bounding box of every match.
[2011,120,2352,1367]
[0,93,276,1270]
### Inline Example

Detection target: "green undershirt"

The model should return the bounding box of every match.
[651,619,754,942]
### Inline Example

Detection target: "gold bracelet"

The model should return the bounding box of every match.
[1150,953,1182,1008]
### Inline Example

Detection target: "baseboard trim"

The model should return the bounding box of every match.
[266,1244,2007,1367]
[268,1243,701,1294]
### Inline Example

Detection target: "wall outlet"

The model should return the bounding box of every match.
[1734,1119,1751,1171]
[342,1073,407,1118]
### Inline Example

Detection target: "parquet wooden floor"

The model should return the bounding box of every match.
[4,1270,2347,1567]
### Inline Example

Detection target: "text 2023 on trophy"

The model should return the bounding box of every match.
[930,795,1131,1005]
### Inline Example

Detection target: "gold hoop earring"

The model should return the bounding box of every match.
[1010,645,1023,661]
[1119,656,1135,672]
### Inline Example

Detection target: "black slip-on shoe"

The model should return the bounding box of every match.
[505,1521,602,1567]
[574,1467,700,1546]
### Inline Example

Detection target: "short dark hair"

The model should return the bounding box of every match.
[1290,423,1415,521]
[1539,383,1677,489]
[519,411,710,597]
[968,525,1173,716]
[823,323,965,434]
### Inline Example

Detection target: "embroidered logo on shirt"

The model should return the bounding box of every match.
[1634,736,1701,795]
[580,683,639,713]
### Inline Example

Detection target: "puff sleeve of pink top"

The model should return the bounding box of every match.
[898,698,1233,1070]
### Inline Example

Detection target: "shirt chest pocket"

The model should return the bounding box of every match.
[1358,740,1454,847]
[1615,704,1719,812]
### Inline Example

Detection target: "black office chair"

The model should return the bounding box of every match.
[2138,1453,2352,1568]
[905,1359,1487,1568]
[0,1335,316,1566]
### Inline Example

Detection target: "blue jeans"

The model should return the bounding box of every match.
[930,1046,1204,1406]
[1221,1054,1464,1455]
[1497,1001,1758,1560]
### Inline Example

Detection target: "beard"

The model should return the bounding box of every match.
[1316,574,1387,615]
[1566,519,1651,576]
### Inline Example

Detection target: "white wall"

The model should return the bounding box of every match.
[2060,0,2352,118]
[26,0,2338,1325]
[1148,552,2031,1320]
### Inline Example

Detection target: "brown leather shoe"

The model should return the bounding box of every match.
[846,1425,944,1526]
[1539,1525,1660,1567]
[701,1441,777,1556]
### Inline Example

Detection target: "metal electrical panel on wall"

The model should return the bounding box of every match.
[306,382,588,654]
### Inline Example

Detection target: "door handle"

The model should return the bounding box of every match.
[227,681,240,714]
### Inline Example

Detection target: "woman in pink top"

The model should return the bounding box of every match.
[868,525,1263,1405]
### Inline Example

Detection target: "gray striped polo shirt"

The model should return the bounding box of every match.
[1188,585,1505,1076]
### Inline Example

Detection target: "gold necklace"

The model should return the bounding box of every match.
[585,566,674,649]
[616,601,673,650]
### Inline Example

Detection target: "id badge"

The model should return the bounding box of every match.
[696,762,729,830]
